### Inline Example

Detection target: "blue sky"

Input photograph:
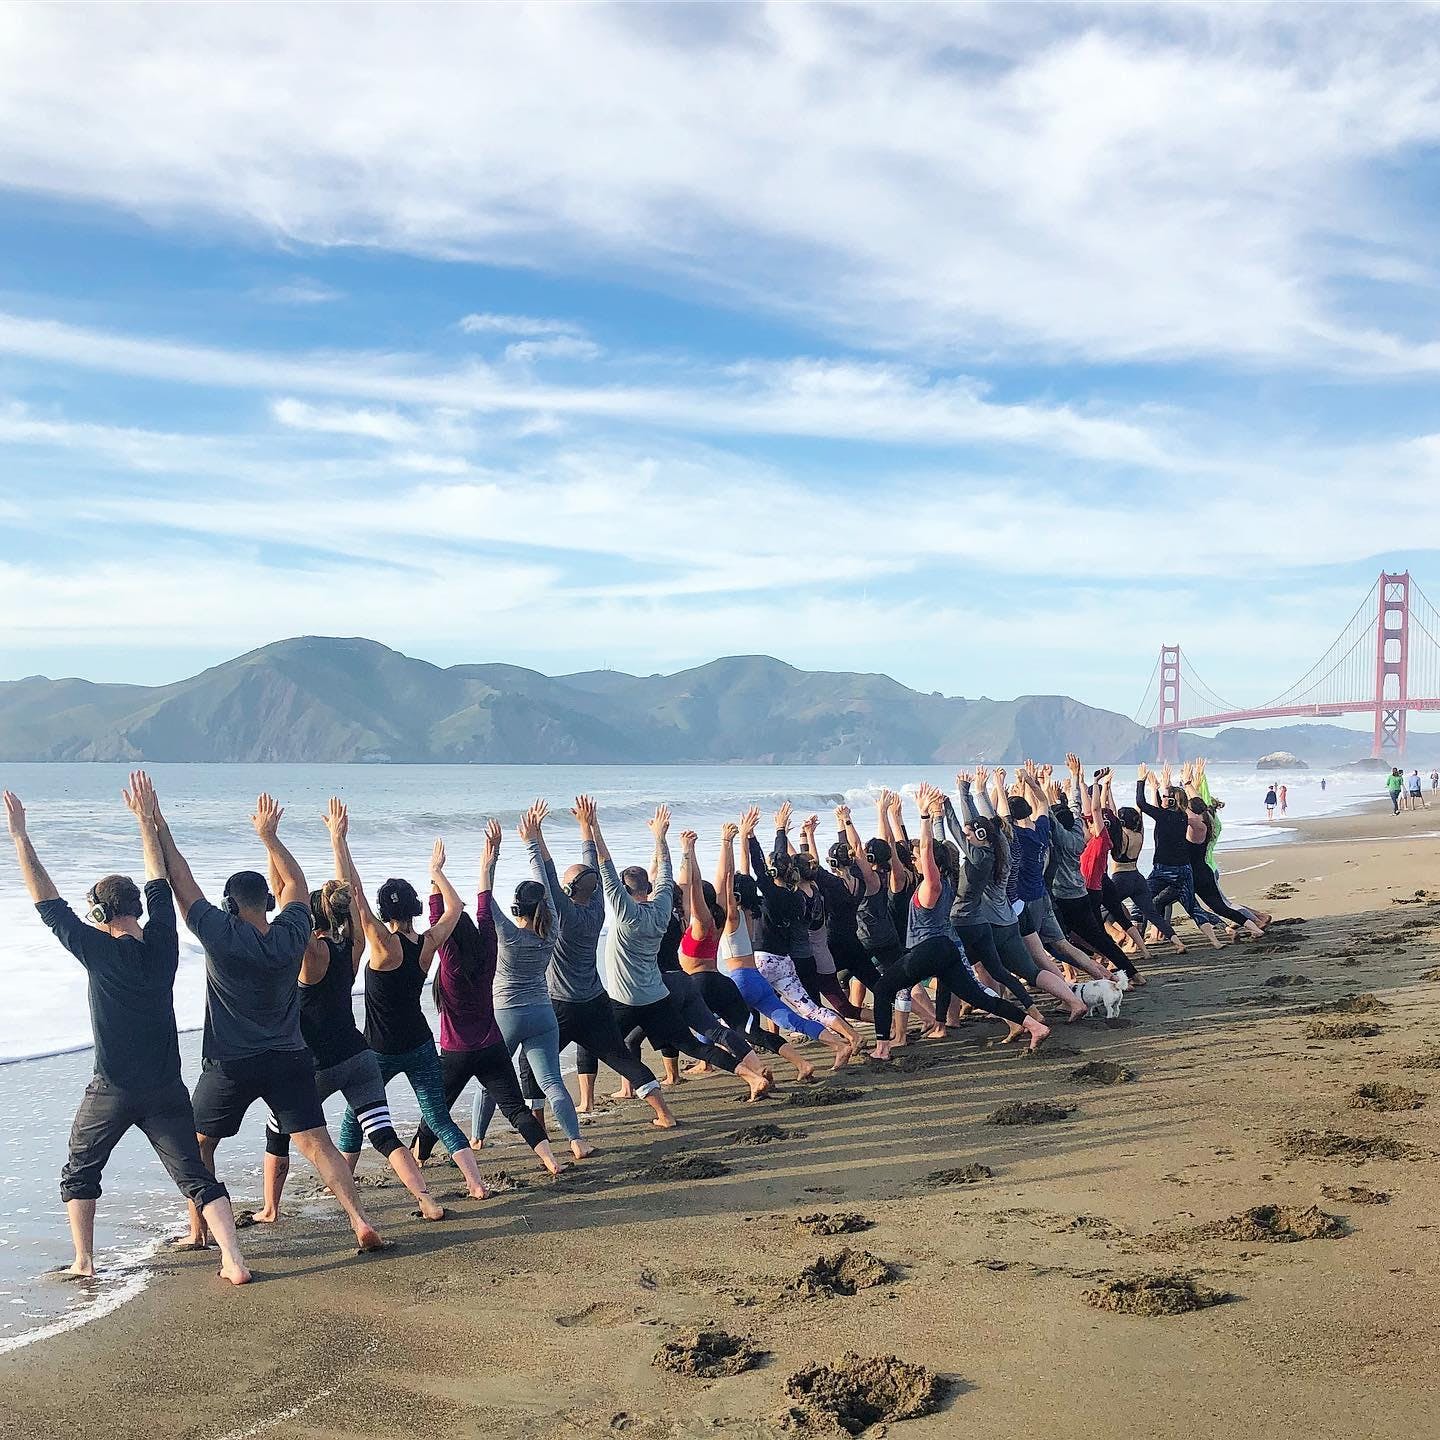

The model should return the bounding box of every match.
[3,3,1440,731]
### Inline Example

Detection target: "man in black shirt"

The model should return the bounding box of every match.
[4,775,251,1285]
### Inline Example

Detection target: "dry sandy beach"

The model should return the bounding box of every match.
[5,801,1439,1440]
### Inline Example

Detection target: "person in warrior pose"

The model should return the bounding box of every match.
[159,791,388,1254]
[331,815,492,1199]
[870,784,1047,1061]
[5,777,251,1284]
[513,795,676,1127]
[593,802,771,1102]
[254,798,446,1221]
[410,819,569,1173]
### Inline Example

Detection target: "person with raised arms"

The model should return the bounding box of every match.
[592,801,771,1102]
[252,798,446,1222]
[156,790,387,1255]
[513,795,676,1128]
[467,802,596,1162]
[330,816,491,1201]
[4,776,251,1285]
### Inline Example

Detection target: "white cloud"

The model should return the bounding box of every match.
[252,277,344,305]
[1,7,1439,369]
[503,336,603,364]
[0,309,1169,462]
[460,312,584,337]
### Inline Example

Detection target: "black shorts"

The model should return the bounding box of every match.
[192,1049,326,1140]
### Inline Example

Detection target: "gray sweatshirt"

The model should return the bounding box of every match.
[545,839,606,1003]
[490,838,559,1010]
[600,840,673,1007]
[1048,783,1088,900]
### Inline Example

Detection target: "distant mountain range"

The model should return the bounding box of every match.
[0,637,1384,765]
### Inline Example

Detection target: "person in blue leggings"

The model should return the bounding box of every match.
[332,814,492,1200]
[470,802,594,1162]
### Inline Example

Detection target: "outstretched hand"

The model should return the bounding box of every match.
[122,770,158,822]
[680,829,698,850]
[833,804,851,826]
[518,806,539,843]
[721,821,739,845]
[3,790,25,839]
[647,804,671,839]
[530,797,550,828]
[570,794,596,828]
[251,793,283,840]
[483,818,502,853]
[430,839,447,876]
[775,801,793,832]
[740,805,761,837]
[323,796,349,839]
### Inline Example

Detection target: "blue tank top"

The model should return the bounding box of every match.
[907,877,956,948]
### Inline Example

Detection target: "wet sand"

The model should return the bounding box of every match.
[5,800,1440,1439]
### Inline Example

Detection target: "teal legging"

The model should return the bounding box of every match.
[337,1039,466,1157]
[471,1002,581,1144]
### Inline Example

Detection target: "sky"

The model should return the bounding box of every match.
[4,3,1440,729]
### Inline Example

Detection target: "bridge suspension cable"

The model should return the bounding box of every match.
[1253,576,1380,713]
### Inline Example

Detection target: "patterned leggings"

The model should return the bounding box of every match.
[754,951,838,1029]
[337,1038,466,1158]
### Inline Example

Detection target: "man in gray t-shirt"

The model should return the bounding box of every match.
[515,796,675,1126]
[156,793,387,1256]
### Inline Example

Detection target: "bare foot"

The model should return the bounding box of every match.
[171,1236,212,1252]
[413,1195,447,1221]
[921,1025,947,1040]
[652,1114,679,1129]
[468,1137,486,1153]
[249,1206,279,1225]
[1065,997,1088,1023]
[683,1062,714,1077]
[611,1087,635,1101]
[792,1058,816,1083]
[1170,938,1186,954]
[354,1225,388,1253]
[570,1140,597,1160]
[1022,1016,1051,1051]
[1002,1022,1023,1045]
[217,1260,252,1286]
[744,1071,773,1102]
[61,1259,96,1279]
[467,1181,492,1200]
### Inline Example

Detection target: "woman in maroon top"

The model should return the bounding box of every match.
[412,819,567,1177]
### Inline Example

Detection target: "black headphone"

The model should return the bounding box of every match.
[223,881,276,916]
[561,865,598,898]
[86,888,112,925]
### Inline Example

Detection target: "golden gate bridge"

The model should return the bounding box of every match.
[1136,571,1440,761]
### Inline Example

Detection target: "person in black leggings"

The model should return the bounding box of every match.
[411,819,570,1175]
[810,832,879,1012]
[1182,797,1264,936]
[836,804,904,1018]
[869,784,1046,1059]
[515,796,676,1127]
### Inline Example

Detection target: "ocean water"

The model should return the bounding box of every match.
[0,760,1387,1349]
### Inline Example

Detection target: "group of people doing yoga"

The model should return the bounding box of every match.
[4,752,1265,1285]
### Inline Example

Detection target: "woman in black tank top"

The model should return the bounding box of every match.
[254,870,446,1224]
[329,811,492,1203]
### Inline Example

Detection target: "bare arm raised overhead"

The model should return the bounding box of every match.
[4,791,60,904]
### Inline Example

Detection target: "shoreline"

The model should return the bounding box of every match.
[5,798,1440,1438]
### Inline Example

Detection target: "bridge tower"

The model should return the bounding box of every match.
[1372,571,1411,758]
[1155,643,1181,763]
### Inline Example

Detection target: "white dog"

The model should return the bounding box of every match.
[1073,972,1131,1019]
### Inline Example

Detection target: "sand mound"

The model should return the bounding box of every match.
[1082,1274,1232,1316]
[1350,1082,1427,1112]
[868,1050,945,1073]
[653,1328,765,1379]
[786,1086,865,1108]
[1270,917,1308,926]
[1070,1060,1135,1084]
[1276,1128,1420,1162]
[787,1249,894,1299]
[1264,973,1312,987]
[1305,1019,1383,1039]
[729,1123,805,1145]
[1188,1203,1346,1243]
[922,1164,993,1187]
[988,1101,1075,1126]
[795,1211,873,1236]
[1420,966,1440,982]
[639,1153,731,1182]
[1320,1184,1391,1205]
[783,1352,944,1434]
[1403,1047,1440,1069]
[1391,889,1436,905]
[1321,992,1391,1014]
